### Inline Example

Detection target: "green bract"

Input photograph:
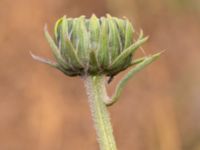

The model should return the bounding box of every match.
[32,14,148,77]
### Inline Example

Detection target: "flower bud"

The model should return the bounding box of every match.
[32,14,148,77]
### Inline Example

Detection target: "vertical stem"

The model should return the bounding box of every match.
[84,75,117,150]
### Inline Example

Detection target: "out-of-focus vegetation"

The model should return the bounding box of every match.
[0,0,200,150]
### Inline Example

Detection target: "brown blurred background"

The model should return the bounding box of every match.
[0,0,200,150]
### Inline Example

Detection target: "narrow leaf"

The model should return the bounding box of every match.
[114,18,126,51]
[124,19,134,48]
[97,17,109,68]
[109,36,148,70]
[107,14,121,61]
[54,18,63,42]
[60,16,70,61]
[74,16,89,63]
[44,25,69,69]
[89,14,100,50]
[130,56,148,66]
[30,51,58,67]
[64,33,83,68]
[106,52,162,106]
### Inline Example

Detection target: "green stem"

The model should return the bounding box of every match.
[84,75,117,150]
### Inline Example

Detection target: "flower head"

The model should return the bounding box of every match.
[31,14,148,77]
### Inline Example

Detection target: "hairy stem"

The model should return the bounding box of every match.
[84,75,117,150]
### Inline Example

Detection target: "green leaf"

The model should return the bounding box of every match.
[124,19,134,48]
[60,16,69,61]
[31,51,79,76]
[54,18,63,42]
[67,18,73,35]
[30,51,58,67]
[107,14,121,61]
[130,56,148,66]
[106,52,162,106]
[113,18,126,51]
[109,35,148,70]
[63,32,83,68]
[74,16,89,63]
[44,26,70,69]
[97,17,109,68]
[70,18,78,49]
[120,19,135,69]
[89,14,100,50]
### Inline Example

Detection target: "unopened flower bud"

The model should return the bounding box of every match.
[32,14,148,77]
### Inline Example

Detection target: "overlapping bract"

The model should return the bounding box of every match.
[33,14,148,77]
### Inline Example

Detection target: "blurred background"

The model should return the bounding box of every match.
[0,0,200,149]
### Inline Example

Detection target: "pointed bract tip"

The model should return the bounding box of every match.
[150,51,165,60]
[106,13,112,18]
[62,15,67,21]
[91,14,97,18]
[30,51,37,60]
[123,16,129,21]
[30,51,58,67]
[29,51,44,62]
[79,15,86,19]
[138,30,144,38]
[44,24,48,32]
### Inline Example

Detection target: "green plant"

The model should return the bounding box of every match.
[31,14,161,150]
